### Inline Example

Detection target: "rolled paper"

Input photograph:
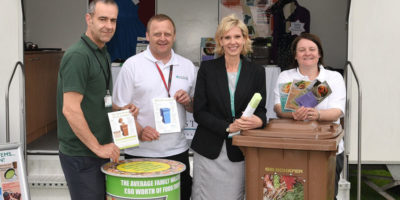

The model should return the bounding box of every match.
[228,93,262,138]
[242,93,262,117]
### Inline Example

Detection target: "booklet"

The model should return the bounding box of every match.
[295,80,332,108]
[278,82,293,112]
[284,80,313,111]
[152,98,181,134]
[108,109,139,149]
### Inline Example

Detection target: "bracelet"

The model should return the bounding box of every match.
[317,110,320,121]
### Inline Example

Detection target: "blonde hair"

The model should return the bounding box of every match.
[214,14,252,56]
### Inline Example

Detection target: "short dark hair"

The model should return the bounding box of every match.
[146,14,176,34]
[290,33,325,68]
[88,0,117,15]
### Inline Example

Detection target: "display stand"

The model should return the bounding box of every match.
[0,143,30,200]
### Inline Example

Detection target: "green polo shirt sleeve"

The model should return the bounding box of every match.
[60,51,90,94]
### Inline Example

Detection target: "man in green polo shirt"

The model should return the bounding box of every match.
[56,0,127,199]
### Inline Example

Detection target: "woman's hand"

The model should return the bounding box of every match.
[236,115,263,131]
[292,107,320,121]
[291,106,308,120]
[305,108,320,121]
[228,120,241,133]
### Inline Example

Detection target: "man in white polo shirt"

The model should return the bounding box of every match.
[112,14,196,200]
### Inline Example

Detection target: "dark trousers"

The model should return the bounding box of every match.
[59,151,109,200]
[125,150,192,200]
[335,152,345,200]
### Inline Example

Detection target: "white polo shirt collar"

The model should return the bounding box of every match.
[295,65,327,81]
[143,46,180,68]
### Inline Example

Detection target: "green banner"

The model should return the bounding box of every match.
[105,174,180,199]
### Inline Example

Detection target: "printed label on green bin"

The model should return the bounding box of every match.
[117,161,170,173]
[102,159,185,199]
[105,174,180,199]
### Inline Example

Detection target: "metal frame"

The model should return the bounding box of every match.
[345,61,362,200]
[5,61,25,145]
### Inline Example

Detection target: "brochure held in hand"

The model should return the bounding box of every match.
[108,109,139,149]
[282,79,332,112]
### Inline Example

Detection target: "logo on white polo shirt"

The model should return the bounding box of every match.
[176,75,188,80]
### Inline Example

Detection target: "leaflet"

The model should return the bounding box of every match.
[152,98,181,134]
[295,80,332,108]
[283,79,332,111]
[108,109,139,149]
[284,80,313,111]
[278,82,293,113]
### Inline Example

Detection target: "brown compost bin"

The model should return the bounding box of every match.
[233,119,344,200]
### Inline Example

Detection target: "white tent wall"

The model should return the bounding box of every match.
[24,0,87,51]
[0,0,24,144]
[156,0,219,65]
[347,0,400,164]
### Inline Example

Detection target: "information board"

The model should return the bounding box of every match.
[0,144,29,200]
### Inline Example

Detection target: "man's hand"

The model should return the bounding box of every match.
[113,103,139,118]
[123,104,139,118]
[93,143,120,162]
[139,126,160,141]
[174,89,192,112]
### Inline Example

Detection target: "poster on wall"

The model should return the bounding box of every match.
[219,0,276,38]
[200,37,216,62]
[183,112,197,140]
[0,144,29,200]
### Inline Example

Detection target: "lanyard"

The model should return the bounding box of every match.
[228,60,242,117]
[81,37,111,92]
[155,63,174,97]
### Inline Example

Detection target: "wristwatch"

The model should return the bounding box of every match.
[226,126,230,133]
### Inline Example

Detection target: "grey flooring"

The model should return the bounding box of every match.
[27,130,59,154]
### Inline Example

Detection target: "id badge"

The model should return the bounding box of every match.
[104,90,112,108]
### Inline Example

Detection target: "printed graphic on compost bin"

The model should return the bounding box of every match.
[263,173,304,200]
